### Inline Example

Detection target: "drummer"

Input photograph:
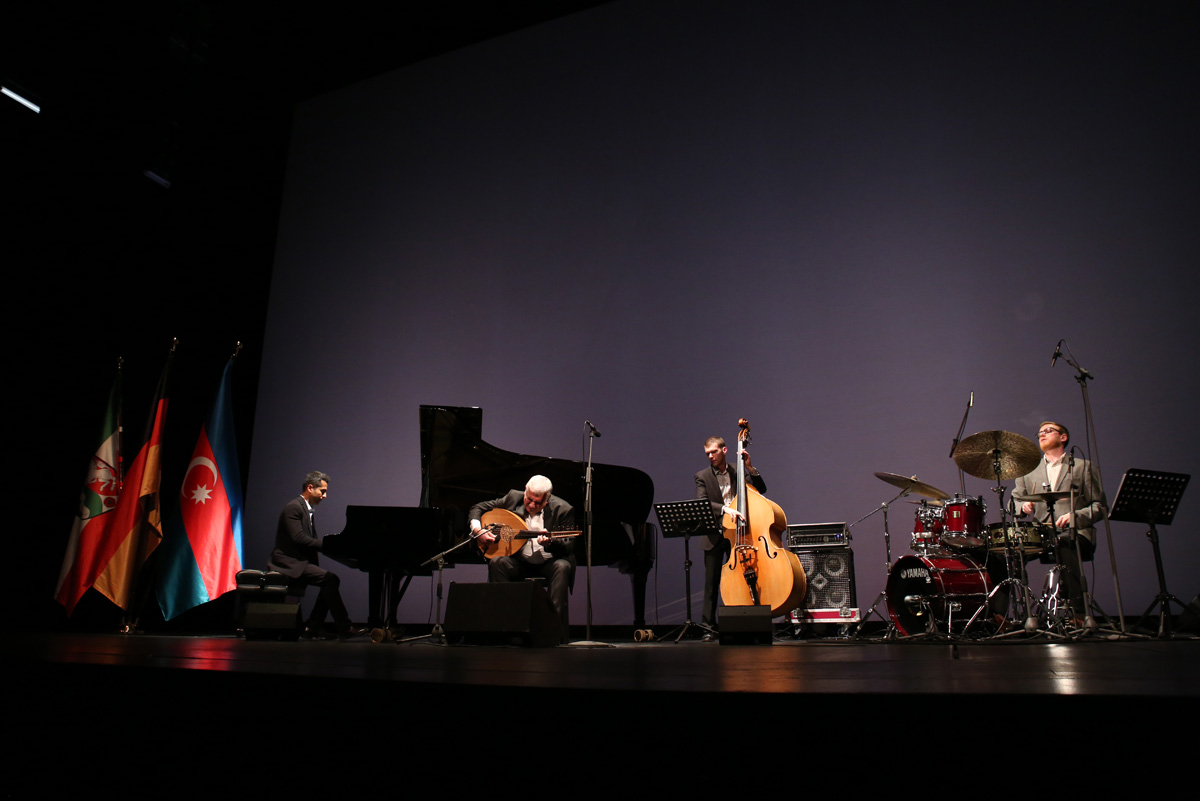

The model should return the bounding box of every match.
[1013,421,1107,625]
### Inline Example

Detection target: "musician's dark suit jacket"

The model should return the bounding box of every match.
[694,467,767,551]
[268,495,323,578]
[469,490,577,586]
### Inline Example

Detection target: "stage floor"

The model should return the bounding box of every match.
[10,628,1198,790]
[13,626,1199,698]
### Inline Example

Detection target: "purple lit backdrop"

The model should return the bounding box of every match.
[247,2,1199,626]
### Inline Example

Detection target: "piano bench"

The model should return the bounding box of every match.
[235,570,301,641]
[235,569,291,599]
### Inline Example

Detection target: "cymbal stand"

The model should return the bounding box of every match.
[1038,522,1081,637]
[976,452,1046,638]
[850,489,907,639]
[1062,459,1100,635]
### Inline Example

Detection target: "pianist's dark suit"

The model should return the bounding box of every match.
[269,495,352,632]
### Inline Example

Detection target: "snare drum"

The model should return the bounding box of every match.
[986,521,1044,556]
[911,500,945,552]
[886,553,992,636]
[942,495,986,549]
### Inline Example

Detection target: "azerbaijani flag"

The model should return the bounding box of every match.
[156,359,244,620]
[55,375,122,615]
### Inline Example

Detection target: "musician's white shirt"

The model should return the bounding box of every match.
[520,509,549,563]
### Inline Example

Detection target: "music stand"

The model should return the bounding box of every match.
[1110,468,1191,638]
[654,499,722,642]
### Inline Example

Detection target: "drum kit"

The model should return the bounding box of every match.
[860,429,1078,639]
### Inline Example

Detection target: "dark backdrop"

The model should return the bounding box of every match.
[246,1,1199,626]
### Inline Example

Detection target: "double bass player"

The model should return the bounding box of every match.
[694,436,765,640]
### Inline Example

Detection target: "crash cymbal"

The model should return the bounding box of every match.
[953,430,1041,481]
[905,498,945,506]
[874,471,952,500]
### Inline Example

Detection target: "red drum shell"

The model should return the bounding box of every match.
[911,502,945,552]
[886,553,992,636]
[941,495,986,549]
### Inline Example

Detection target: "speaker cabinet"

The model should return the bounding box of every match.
[242,601,301,641]
[444,581,563,647]
[718,605,775,644]
[791,546,859,624]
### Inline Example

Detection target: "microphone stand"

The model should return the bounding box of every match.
[949,391,973,497]
[1058,342,1127,633]
[406,533,481,645]
[568,421,611,647]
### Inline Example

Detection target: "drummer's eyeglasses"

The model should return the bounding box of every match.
[1037,427,1062,436]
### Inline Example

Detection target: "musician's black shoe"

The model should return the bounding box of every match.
[302,625,337,641]
[337,624,371,640]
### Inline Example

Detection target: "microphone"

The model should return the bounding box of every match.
[585,420,602,437]
[1050,339,1063,368]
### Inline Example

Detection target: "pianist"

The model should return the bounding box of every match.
[268,471,366,640]
[469,475,576,637]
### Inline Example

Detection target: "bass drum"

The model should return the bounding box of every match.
[886,553,992,636]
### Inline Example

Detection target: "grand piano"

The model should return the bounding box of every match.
[326,405,656,628]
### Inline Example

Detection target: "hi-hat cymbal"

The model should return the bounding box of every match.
[953,430,1041,481]
[1012,490,1071,504]
[874,471,952,500]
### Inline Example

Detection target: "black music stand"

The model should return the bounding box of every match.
[1110,468,1191,638]
[654,499,722,643]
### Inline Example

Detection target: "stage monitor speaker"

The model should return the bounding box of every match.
[791,546,859,624]
[719,605,775,644]
[242,601,301,641]
[444,581,563,647]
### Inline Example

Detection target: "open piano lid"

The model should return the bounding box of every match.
[419,405,655,569]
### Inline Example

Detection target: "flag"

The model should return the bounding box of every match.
[156,359,244,620]
[90,354,171,612]
[55,375,122,614]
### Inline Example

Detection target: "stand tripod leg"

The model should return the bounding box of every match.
[852,588,897,639]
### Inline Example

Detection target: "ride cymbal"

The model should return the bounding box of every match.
[953,430,1041,481]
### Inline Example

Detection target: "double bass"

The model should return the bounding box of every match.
[720,418,807,616]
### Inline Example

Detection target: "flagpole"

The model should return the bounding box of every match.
[55,359,124,615]
[156,341,246,622]
[116,356,124,491]
[119,338,176,633]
